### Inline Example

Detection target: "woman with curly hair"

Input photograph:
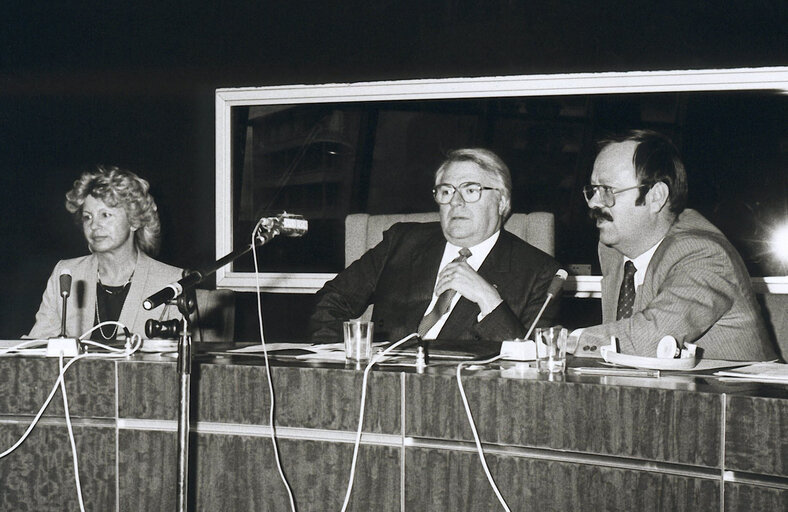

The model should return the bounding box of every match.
[28,166,183,340]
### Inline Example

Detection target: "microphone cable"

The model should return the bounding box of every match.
[456,354,512,512]
[0,326,142,510]
[340,332,419,512]
[250,217,297,512]
[59,351,86,512]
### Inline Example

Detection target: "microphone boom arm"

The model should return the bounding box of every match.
[143,213,306,310]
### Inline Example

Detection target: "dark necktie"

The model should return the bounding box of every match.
[417,247,472,337]
[616,260,637,320]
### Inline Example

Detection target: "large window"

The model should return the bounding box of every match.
[216,68,788,295]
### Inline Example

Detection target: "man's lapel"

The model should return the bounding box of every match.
[599,243,624,322]
[406,230,447,326]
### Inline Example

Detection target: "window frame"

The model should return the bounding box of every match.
[215,67,788,296]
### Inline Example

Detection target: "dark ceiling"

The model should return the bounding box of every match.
[2,1,786,96]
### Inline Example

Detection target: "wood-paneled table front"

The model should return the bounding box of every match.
[0,347,786,511]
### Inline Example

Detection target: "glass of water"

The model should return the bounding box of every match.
[535,327,567,374]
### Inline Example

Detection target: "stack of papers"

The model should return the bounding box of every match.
[714,362,788,383]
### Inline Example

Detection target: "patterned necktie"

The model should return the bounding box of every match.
[616,260,637,320]
[417,247,472,337]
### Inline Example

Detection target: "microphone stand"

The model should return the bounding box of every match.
[174,294,195,512]
[163,222,293,512]
[59,293,69,338]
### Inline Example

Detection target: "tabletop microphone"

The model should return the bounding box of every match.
[59,269,72,299]
[523,269,568,341]
[58,269,72,337]
[47,269,80,356]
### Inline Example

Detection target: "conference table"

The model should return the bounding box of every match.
[0,341,786,511]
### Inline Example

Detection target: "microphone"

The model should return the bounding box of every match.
[59,269,72,299]
[143,273,200,311]
[58,269,72,337]
[255,213,308,243]
[46,269,80,356]
[523,269,568,342]
[499,269,567,361]
[545,268,569,300]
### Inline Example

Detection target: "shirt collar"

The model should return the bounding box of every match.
[626,238,664,289]
[445,230,500,271]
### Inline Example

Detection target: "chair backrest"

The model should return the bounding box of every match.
[345,211,554,267]
[194,288,236,342]
[344,212,554,322]
[759,293,788,361]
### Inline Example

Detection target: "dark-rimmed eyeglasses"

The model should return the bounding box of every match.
[582,184,648,207]
[433,182,500,204]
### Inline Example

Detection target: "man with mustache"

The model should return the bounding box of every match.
[310,148,560,343]
[576,130,776,360]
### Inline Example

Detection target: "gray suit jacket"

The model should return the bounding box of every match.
[27,251,183,339]
[580,209,775,361]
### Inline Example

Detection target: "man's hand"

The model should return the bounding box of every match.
[434,260,502,315]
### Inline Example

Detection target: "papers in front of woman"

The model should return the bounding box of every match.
[714,362,788,383]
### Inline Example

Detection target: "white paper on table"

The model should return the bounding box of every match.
[714,361,788,382]
[226,343,327,354]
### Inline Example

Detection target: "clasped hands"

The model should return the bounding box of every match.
[434,259,502,316]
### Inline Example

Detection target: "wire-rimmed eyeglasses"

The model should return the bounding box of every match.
[582,184,648,207]
[433,182,500,204]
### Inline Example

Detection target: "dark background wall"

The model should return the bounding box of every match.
[1,1,785,339]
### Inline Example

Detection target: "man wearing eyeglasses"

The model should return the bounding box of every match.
[576,130,775,360]
[310,148,560,343]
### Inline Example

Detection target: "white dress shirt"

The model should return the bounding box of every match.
[627,238,664,291]
[421,230,500,339]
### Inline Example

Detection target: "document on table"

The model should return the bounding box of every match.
[222,342,388,363]
[714,361,788,383]
[226,343,321,354]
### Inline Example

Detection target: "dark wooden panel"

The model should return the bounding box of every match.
[0,422,116,511]
[118,428,401,512]
[405,447,719,512]
[724,482,788,512]
[194,364,402,434]
[192,435,400,512]
[0,357,115,418]
[726,395,788,477]
[118,361,403,434]
[118,429,177,511]
[117,358,179,420]
[406,374,721,467]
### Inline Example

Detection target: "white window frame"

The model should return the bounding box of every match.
[215,67,788,296]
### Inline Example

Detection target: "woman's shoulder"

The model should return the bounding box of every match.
[51,254,95,274]
[137,252,183,279]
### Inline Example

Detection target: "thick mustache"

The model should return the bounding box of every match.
[589,208,613,223]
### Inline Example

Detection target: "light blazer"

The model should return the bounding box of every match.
[27,251,183,339]
[580,209,776,361]
[310,222,561,343]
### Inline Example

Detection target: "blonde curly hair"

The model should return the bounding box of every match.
[65,165,162,256]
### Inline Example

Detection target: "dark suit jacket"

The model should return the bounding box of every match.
[310,222,561,343]
[580,209,776,361]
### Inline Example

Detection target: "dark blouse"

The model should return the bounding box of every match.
[92,282,131,341]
